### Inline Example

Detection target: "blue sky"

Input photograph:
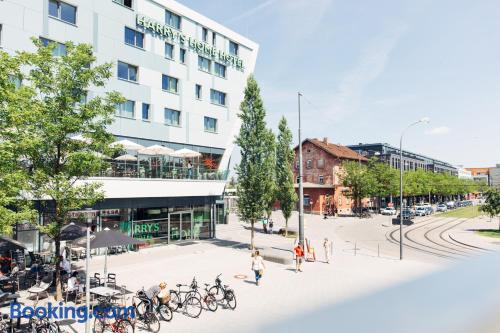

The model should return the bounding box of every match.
[179,0,500,167]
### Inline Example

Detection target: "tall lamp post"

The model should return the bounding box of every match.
[84,208,93,333]
[399,117,430,260]
[297,92,304,247]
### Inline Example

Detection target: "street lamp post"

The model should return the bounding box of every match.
[298,92,305,247]
[399,117,430,260]
[84,208,93,333]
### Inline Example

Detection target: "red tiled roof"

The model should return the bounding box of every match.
[298,138,368,161]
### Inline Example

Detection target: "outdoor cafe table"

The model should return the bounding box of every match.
[89,286,121,297]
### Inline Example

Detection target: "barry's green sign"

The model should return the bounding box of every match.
[137,14,244,70]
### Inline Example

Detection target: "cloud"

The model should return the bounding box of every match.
[225,0,277,25]
[322,25,408,122]
[426,126,451,135]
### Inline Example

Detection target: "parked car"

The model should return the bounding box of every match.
[397,209,415,220]
[436,204,448,212]
[415,206,428,216]
[381,207,397,216]
[446,201,455,209]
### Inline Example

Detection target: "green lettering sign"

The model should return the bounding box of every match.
[136,14,244,70]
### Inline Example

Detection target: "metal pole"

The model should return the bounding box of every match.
[85,216,91,333]
[298,92,305,247]
[399,135,404,260]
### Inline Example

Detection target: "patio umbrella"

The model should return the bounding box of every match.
[171,148,202,178]
[60,222,86,268]
[0,236,26,256]
[114,154,137,174]
[138,145,174,178]
[70,134,91,144]
[73,228,144,287]
[110,139,144,151]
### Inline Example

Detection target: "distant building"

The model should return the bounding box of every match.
[466,167,490,185]
[455,166,473,180]
[293,138,368,215]
[347,143,458,175]
[489,165,500,188]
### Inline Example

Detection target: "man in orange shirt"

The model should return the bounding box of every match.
[294,243,305,273]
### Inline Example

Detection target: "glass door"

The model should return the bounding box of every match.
[168,211,193,242]
[180,212,192,240]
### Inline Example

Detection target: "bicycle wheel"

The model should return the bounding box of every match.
[225,290,237,310]
[205,293,218,312]
[208,286,224,302]
[157,304,173,322]
[116,319,134,333]
[184,296,202,318]
[47,321,60,333]
[93,318,106,333]
[144,313,160,333]
[168,291,180,312]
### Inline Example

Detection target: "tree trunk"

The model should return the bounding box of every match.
[285,218,288,237]
[250,219,255,250]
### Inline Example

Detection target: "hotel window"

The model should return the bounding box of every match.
[117,61,137,82]
[165,10,181,30]
[229,41,239,56]
[142,103,150,121]
[124,27,143,48]
[210,89,226,106]
[306,160,312,169]
[214,62,226,78]
[49,0,76,25]
[165,42,174,59]
[319,175,324,184]
[40,37,67,56]
[204,116,217,133]
[113,0,132,9]
[180,48,186,63]
[198,56,211,72]
[212,32,216,46]
[162,75,178,93]
[164,108,180,126]
[116,100,135,118]
[202,27,208,42]
[195,84,202,100]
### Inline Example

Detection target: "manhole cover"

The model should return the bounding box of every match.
[234,274,247,279]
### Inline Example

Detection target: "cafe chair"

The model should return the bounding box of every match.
[106,273,116,289]
[27,276,52,302]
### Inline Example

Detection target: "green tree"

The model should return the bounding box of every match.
[2,39,122,299]
[235,75,272,249]
[275,117,297,236]
[480,188,500,230]
[341,161,376,216]
[262,129,277,219]
[368,158,398,206]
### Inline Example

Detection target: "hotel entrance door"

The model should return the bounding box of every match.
[168,211,193,242]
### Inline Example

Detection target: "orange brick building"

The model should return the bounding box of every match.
[293,138,368,215]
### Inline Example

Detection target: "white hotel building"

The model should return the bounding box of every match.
[0,0,258,251]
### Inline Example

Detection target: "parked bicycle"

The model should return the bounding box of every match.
[169,281,203,318]
[189,277,218,312]
[134,287,172,322]
[93,296,134,333]
[132,291,161,333]
[209,274,237,310]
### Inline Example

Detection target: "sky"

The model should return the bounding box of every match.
[178,0,500,167]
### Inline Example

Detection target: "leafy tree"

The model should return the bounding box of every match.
[262,129,277,219]
[341,161,376,216]
[2,39,122,299]
[235,75,272,249]
[275,117,297,236]
[480,188,500,230]
[368,158,398,206]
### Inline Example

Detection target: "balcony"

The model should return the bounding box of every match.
[96,161,229,181]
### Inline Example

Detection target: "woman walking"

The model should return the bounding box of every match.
[251,250,265,286]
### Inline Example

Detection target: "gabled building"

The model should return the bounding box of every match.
[293,138,368,215]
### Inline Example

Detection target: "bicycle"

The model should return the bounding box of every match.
[208,274,237,310]
[131,291,161,333]
[168,281,203,318]
[93,296,134,333]
[189,278,218,312]
[134,288,172,322]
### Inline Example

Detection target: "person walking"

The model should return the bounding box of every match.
[251,250,265,286]
[323,238,332,264]
[293,243,304,273]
